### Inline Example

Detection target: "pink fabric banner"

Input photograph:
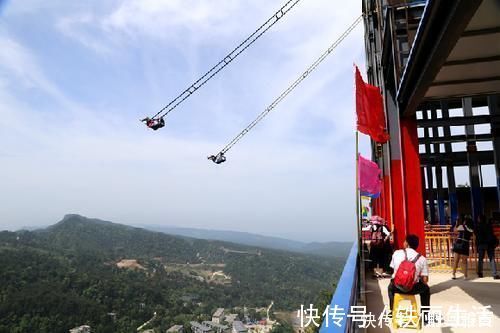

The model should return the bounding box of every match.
[358,154,381,197]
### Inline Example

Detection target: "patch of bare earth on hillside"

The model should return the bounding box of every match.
[164,263,231,284]
[116,259,146,270]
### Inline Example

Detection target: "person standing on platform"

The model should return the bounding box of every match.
[364,216,391,278]
[451,216,474,279]
[475,215,499,279]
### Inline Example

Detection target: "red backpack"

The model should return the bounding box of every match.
[394,249,421,292]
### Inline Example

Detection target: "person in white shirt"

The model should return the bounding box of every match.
[388,234,430,316]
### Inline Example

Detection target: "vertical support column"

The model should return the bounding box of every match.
[382,146,393,229]
[377,146,387,222]
[421,166,427,223]
[427,167,436,224]
[488,95,500,211]
[431,108,446,225]
[374,195,381,216]
[441,102,458,225]
[386,91,406,249]
[372,143,381,217]
[435,166,446,224]
[400,115,426,254]
[422,110,436,224]
[463,97,483,222]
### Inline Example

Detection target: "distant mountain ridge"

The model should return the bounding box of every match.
[138,224,352,258]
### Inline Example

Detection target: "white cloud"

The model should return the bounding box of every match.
[0,32,82,114]
[55,0,263,55]
[104,0,240,40]
[57,14,114,55]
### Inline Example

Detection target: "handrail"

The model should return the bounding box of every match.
[425,228,500,272]
[319,241,359,333]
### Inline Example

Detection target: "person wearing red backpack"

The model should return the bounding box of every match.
[388,234,430,319]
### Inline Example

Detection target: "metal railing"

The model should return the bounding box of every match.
[425,227,500,273]
[319,241,360,333]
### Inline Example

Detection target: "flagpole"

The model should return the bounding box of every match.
[354,64,362,253]
[356,130,361,248]
[356,129,366,306]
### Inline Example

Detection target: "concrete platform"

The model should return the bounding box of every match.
[365,272,500,332]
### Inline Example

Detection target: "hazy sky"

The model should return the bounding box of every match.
[0,0,372,242]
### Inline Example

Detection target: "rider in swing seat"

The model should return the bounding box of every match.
[208,152,226,164]
[141,117,165,130]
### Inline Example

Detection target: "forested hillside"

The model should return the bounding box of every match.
[0,215,343,333]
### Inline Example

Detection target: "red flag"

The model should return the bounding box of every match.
[358,154,382,198]
[355,66,389,143]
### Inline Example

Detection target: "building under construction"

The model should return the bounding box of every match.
[364,0,500,249]
[321,1,500,332]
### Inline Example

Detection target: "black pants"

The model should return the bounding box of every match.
[383,242,394,272]
[370,243,385,268]
[478,246,498,276]
[388,280,430,311]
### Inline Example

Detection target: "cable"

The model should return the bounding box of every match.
[146,0,305,122]
[211,15,363,160]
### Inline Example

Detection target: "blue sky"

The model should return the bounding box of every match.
[0,0,371,242]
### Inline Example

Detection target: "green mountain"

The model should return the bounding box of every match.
[0,214,343,333]
[139,225,353,258]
